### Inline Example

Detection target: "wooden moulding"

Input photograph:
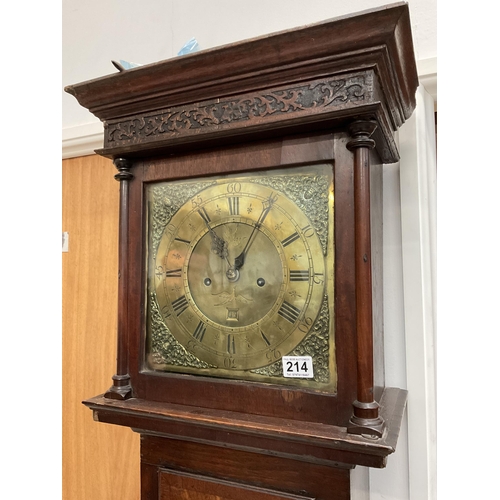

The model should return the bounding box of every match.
[64,2,418,163]
[83,387,408,469]
[103,158,134,400]
[347,120,386,437]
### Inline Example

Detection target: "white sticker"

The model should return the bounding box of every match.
[62,232,69,252]
[282,356,314,378]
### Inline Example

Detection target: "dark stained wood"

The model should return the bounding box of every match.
[125,133,359,426]
[332,131,358,424]
[346,121,384,437]
[349,121,377,406]
[104,158,133,400]
[83,387,407,470]
[142,436,351,500]
[141,462,159,500]
[158,470,315,500]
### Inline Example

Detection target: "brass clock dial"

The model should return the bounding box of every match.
[146,164,335,391]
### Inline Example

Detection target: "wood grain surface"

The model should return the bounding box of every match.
[62,154,140,499]
[159,469,316,500]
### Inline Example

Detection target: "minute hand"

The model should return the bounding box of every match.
[234,193,277,270]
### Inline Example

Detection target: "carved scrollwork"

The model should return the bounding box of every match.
[106,74,369,147]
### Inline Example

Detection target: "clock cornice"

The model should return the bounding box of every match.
[65,2,417,163]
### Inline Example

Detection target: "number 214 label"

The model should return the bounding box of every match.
[282,356,314,378]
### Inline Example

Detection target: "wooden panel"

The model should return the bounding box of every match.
[142,436,351,500]
[62,154,140,500]
[159,470,315,500]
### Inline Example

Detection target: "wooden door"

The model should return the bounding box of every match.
[62,154,140,499]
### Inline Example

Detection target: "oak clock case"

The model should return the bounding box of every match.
[145,164,336,392]
[66,4,419,499]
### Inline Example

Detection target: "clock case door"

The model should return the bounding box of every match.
[124,130,379,428]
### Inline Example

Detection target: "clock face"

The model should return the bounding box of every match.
[145,164,336,391]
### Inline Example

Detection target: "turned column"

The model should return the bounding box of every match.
[105,157,134,400]
[346,120,385,437]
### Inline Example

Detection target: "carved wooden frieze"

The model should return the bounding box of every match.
[104,72,373,150]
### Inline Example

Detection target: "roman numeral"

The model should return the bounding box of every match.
[289,270,310,282]
[282,224,315,247]
[228,196,239,215]
[278,301,301,324]
[197,207,211,224]
[165,268,182,278]
[161,304,172,319]
[226,308,239,321]
[260,330,271,346]
[227,334,236,354]
[171,295,189,316]
[281,231,300,247]
[193,321,206,342]
[174,237,190,245]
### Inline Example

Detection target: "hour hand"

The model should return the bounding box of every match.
[234,250,245,270]
[208,227,228,260]
[197,208,229,260]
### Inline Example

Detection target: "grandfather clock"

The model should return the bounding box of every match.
[66,3,418,499]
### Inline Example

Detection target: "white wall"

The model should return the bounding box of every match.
[62,1,437,499]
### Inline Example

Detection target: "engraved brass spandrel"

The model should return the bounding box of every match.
[149,180,217,260]
[250,294,331,384]
[147,291,212,369]
[251,173,330,254]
